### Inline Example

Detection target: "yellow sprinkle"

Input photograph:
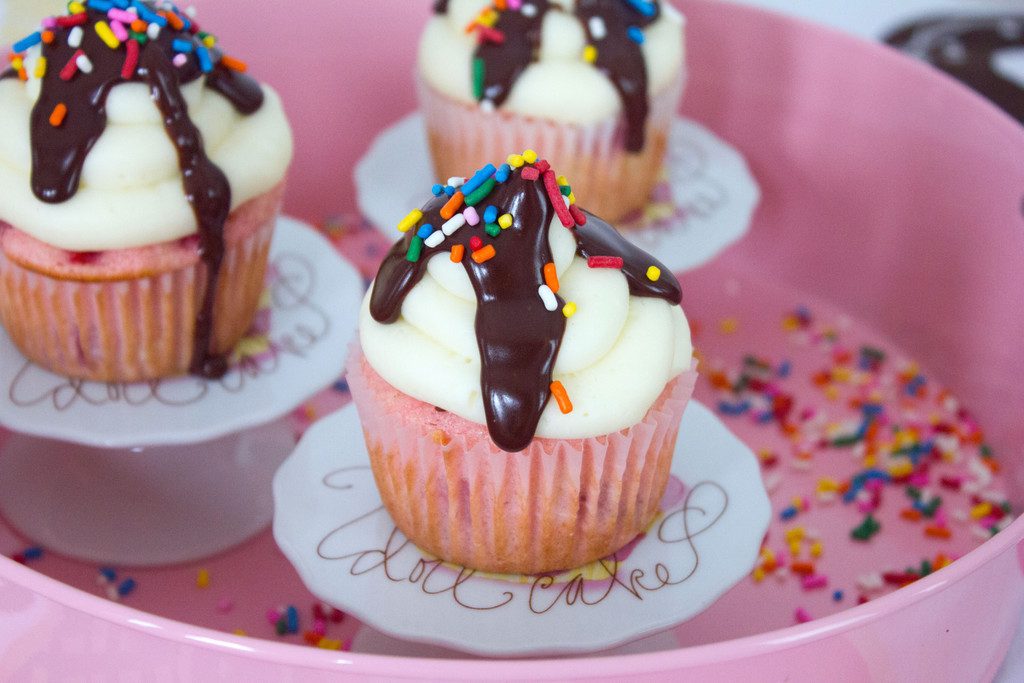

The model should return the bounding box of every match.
[824,386,840,401]
[568,192,576,205]
[68,2,85,12]
[480,9,499,26]
[11,57,22,71]
[202,35,216,48]
[788,540,802,557]
[832,366,852,382]
[761,548,775,564]
[810,541,823,557]
[522,149,538,164]
[94,21,121,49]
[507,154,525,168]
[887,461,914,478]
[34,56,47,79]
[317,638,343,650]
[583,44,598,63]
[562,301,577,318]
[233,629,247,637]
[816,477,839,493]
[970,502,993,519]
[556,175,568,186]
[719,317,738,334]
[784,527,805,542]
[397,209,422,233]
[196,568,210,588]
[752,567,766,582]
[781,316,801,331]
[646,265,661,281]
[498,213,513,229]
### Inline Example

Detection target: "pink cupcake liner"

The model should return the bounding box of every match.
[347,346,698,575]
[0,186,283,382]
[417,71,685,224]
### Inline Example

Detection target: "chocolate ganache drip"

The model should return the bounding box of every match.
[369,156,681,452]
[437,0,662,152]
[13,1,264,378]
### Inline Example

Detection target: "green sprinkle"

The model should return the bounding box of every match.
[484,223,501,238]
[560,185,572,196]
[831,433,862,448]
[851,515,881,542]
[464,177,497,206]
[406,236,424,262]
[472,57,485,100]
[130,31,148,45]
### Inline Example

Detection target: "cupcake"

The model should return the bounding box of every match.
[349,151,696,574]
[0,1,292,381]
[418,0,685,224]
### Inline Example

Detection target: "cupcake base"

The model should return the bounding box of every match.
[0,183,284,382]
[418,75,684,225]
[347,347,697,575]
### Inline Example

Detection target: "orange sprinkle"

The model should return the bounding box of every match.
[17,67,27,82]
[790,561,815,575]
[471,244,495,264]
[550,381,573,414]
[219,55,248,73]
[450,244,465,263]
[41,31,55,44]
[161,10,185,31]
[924,525,951,539]
[49,103,67,127]
[440,191,464,220]
[543,262,559,293]
[900,508,923,522]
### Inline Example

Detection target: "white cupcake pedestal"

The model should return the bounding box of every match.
[0,217,363,567]
[273,402,771,657]
[355,113,761,273]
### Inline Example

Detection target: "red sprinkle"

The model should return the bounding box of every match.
[542,170,574,227]
[534,159,551,174]
[476,26,505,44]
[121,39,139,79]
[521,167,540,181]
[469,236,484,252]
[56,13,88,27]
[568,204,587,226]
[59,50,84,81]
[588,256,624,269]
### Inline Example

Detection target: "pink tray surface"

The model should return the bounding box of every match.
[2,0,1024,679]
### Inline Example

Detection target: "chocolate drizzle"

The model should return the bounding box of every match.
[20,2,264,377]
[437,0,662,152]
[369,166,680,452]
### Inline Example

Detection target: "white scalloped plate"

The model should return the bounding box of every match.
[0,217,363,448]
[354,113,760,273]
[273,401,770,657]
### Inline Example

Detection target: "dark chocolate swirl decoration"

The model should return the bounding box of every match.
[5,1,264,378]
[437,0,662,152]
[884,15,1024,124]
[370,152,681,452]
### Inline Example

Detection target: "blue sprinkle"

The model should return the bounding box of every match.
[111,0,130,8]
[285,605,299,634]
[196,45,213,73]
[461,164,497,196]
[832,590,844,602]
[132,3,168,27]
[780,505,798,521]
[625,0,656,17]
[172,39,194,53]
[23,547,43,560]
[117,578,136,597]
[332,378,349,394]
[12,32,41,53]
[99,567,117,582]
[416,224,434,239]
[483,205,498,224]
[87,0,115,12]
[777,360,791,378]
[431,184,444,196]
[905,375,926,396]
[717,400,750,416]
[627,26,645,43]
[443,185,456,197]
[495,163,512,183]
[756,410,775,424]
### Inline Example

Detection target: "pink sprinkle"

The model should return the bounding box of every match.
[108,8,136,23]
[265,609,281,625]
[216,598,234,614]
[521,167,540,181]
[313,618,326,636]
[795,607,813,624]
[110,20,128,42]
[908,472,929,487]
[801,574,828,590]
[508,0,522,8]
[462,206,480,226]
[934,509,948,527]
[173,53,188,67]
[864,478,884,493]
[42,17,58,29]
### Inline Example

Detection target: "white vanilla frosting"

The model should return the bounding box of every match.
[0,47,292,252]
[360,216,693,440]
[418,0,685,125]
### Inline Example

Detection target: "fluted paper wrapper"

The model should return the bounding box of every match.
[0,188,282,382]
[347,347,698,575]
[418,72,684,225]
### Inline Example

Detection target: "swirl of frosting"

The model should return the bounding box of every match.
[0,59,291,252]
[362,153,692,450]
[420,0,685,149]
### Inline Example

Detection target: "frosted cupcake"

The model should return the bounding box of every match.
[419,0,685,223]
[349,151,696,574]
[0,1,292,381]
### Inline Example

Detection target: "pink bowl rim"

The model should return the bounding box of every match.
[3,1,1024,677]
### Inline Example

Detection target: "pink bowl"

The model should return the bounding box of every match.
[2,1,1023,678]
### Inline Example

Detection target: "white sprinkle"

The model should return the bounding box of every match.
[185,5,198,18]
[522,3,537,17]
[856,573,883,592]
[106,585,120,601]
[173,53,188,67]
[424,230,445,249]
[68,26,83,48]
[75,54,93,74]
[563,195,571,208]
[538,285,557,312]
[128,6,139,14]
[442,214,466,236]
[147,23,161,41]
[588,16,607,40]
[447,177,466,188]
[971,526,991,540]
[762,472,782,494]
[480,99,495,113]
